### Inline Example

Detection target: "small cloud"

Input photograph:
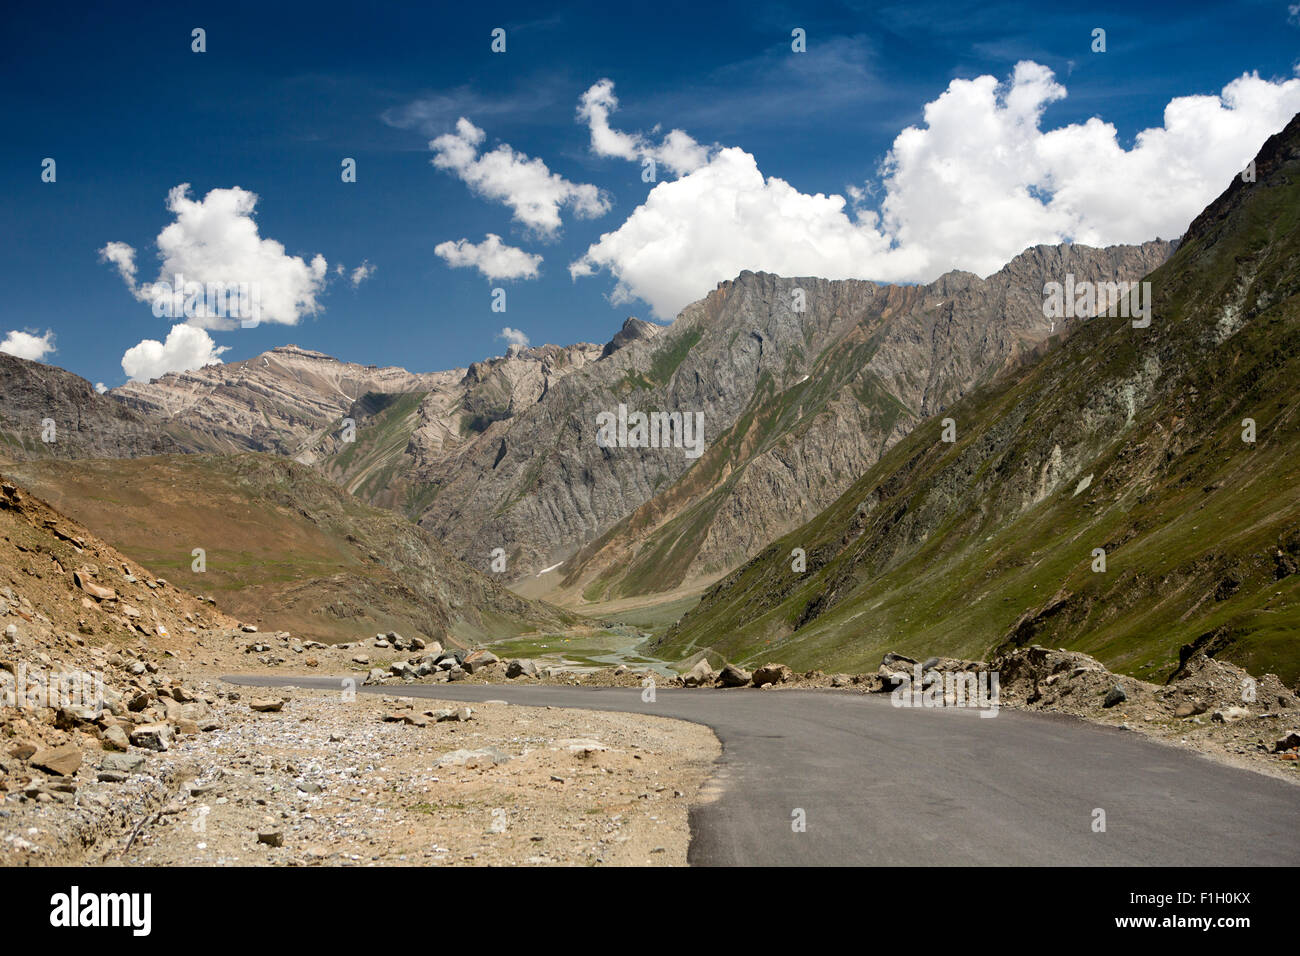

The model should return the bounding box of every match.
[121,323,228,383]
[382,83,559,136]
[577,79,711,176]
[497,327,529,348]
[429,118,608,237]
[350,260,376,287]
[99,241,138,289]
[1290,3,1300,25]
[435,234,543,280]
[94,382,108,394]
[0,329,56,362]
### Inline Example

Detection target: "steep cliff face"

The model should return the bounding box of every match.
[417,240,1171,598]
[305,341,607,511]
[0,352,184,462]
[657,113,1300,687]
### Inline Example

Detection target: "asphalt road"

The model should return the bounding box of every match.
[224,675,1300,866]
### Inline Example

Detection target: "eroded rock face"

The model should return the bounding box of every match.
[418,240,1172,596]
[397,342,604,480]
[110,344,450,457]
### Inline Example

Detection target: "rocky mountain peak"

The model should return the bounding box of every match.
[601,317,662,358]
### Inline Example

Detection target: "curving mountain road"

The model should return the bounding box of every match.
[224,676,1300,866]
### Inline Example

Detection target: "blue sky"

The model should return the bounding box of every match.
[3,0,1300,388]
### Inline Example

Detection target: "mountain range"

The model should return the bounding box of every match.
[1,242,1172,603]
[2,113,1296,685]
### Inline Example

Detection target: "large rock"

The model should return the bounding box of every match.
[73,571,116,601]
[682,658,716,687]
[1212,706,1251,723]
[436,747,510,769]
[1273,730,1300,753]
[752,663,793,687]
[55,705,100,729]
[462,650,499,674]
[716,664,752,688]
[102,752,145,774]
[129,723,174,751]
[506,659,538,679]
[30,743,82,776]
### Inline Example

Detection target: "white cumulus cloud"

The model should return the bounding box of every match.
[0,329,56,362]
[573,65,1300,319]
[430,118,609,237]
[101,184,330,329]
[570,146,912,318]
[435,234,543,280]
[121,323,229,383]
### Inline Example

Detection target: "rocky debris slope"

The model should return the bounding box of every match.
[0,475,246,863]
[651,645,1300,782]
[983,645,1298,779]
[0,474,718,866]
[271,631,657,689]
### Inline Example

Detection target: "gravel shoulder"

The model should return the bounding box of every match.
[95,685,719,867]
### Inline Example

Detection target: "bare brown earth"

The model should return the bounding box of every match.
[3,454,575,647]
